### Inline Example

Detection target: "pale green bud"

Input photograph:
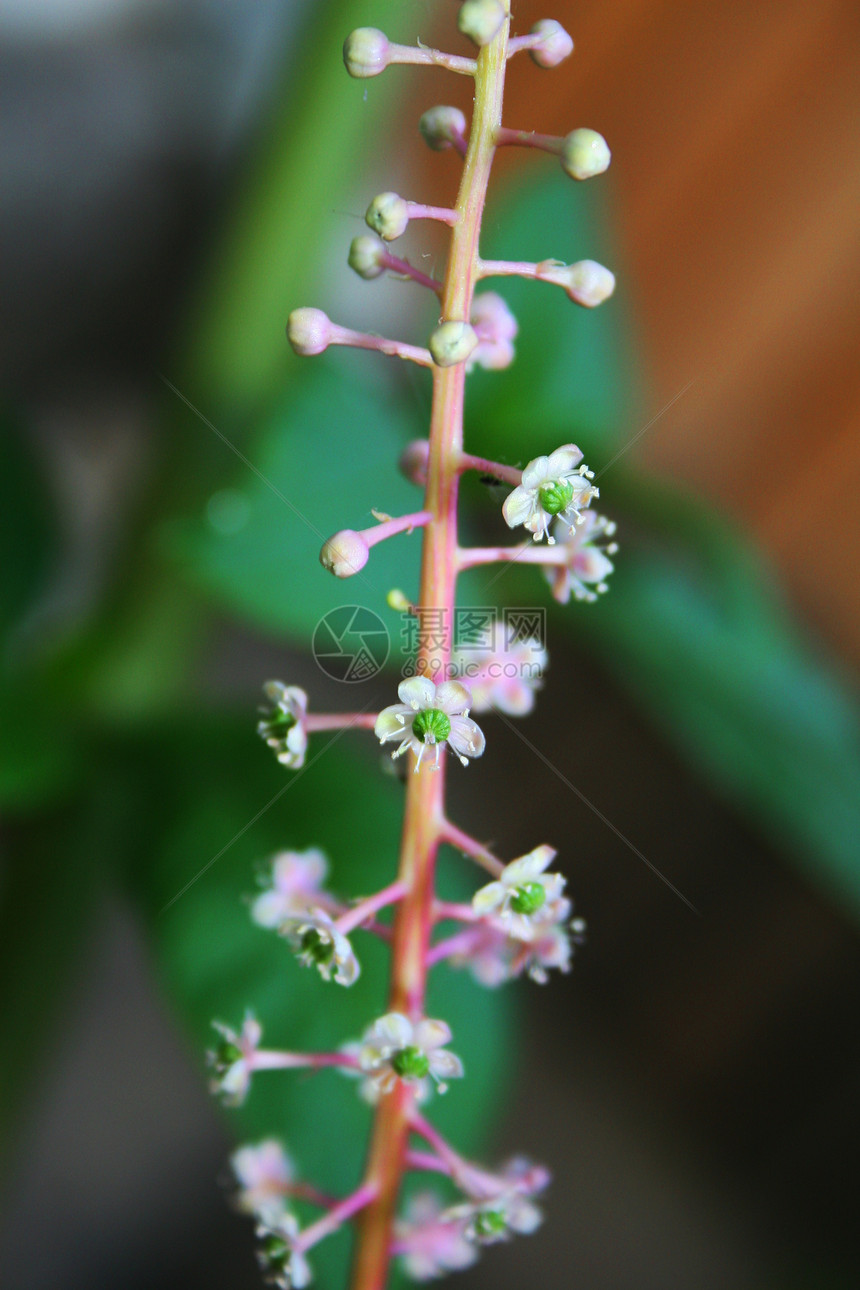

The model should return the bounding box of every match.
[343,27,390,78]
[563,260,616,307]
[429,320,478,368]
[529,19,574,67]
[348,233,387,279]
[419,105,467,151]
[319,529,370,578]
[287,307,331,356]
[458,0,506,47]
[365,192,410,242]
[561,128,611,180]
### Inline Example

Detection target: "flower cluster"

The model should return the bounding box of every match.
[211,7,617,1287]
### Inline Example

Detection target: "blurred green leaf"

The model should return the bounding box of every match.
[467,174,637,462]
[126,720,513,1287]
[170,360,424,642]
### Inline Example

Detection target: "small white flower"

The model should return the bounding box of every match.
[359,1012,464,1095]
[451,623,547,716]
[232,1139,295,1223]
[545,511,617,603]
[255,1211,312,1289]
[472,845,565,940]
[395,1192,479,1281]
[449,900,583,986]
[468,292,518,371]
[250,849,331,929]
[375,678,485,770]
[502,444,596,542]
[444,1193,544,1246]
[280,908,360,986]
[208,1012,262,1106]
[257,682,309,769]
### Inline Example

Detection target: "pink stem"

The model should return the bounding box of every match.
[335,881,408,936]
[433,900,482,924]
[305,713,379,732]
[494,126,562,153]
[478,257,544,280]
[405,1149,450,1174]
[409,1113,503,1199]
[294,1182,379,1254]
[252,1050,360,1072]
[405,201,460,227]
[380,251,443,293]
[288,1182,340,1210]
[426,925,489,967]
[506,34,542,58]
[457,542,569,570]
[457,450,522,486]
[438,819,505,877]
[328,323,433,367]
[362,511,433,548]
[387,42,477,77]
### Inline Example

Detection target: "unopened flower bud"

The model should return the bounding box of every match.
[366,192,410,242]
[528,19,574,67]
[564,260,616,307]
[287,307,331,356]
[561,128,611,180]
[319,529,370,577]
[348,234,387,279]
[429,320,478,368]
[343,27,390,78]
[399,439,430,487]
[458,0,506,46]
[419,105,467,151]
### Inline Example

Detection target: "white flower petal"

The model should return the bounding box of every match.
[371,1012,414,1049]
[398,676,437,709]
[503,845,556,884]
[375,706,412,741]
[429,1049,464,1080]
[502,486,537,528]
[434,680,472,714]
[545,444,583,477]
[520,455,551,490]
[447,716,485,760]
[472,881,506,914]
[414,1018,452,1051]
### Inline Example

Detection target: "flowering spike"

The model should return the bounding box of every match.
[561,127,612,180]
[217,9,618,1284]
[458,0,507,47]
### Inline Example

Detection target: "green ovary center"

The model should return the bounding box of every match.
[301,928,335,965]
[474,1210,507,1238]
[538,479,575,515]
[264,709,296,739]
[510,882,547,915]
[215,1041,243,1070]
[391,1045,431,1079]
[412,708,451,744]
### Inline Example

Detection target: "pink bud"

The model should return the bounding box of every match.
[399,440,430,488]
[319,530,370,578]
[287,308,331,356]
[528,20,574,68]
[343,27,390,78]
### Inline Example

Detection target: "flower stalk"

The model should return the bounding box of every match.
[216,4,615,1286]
